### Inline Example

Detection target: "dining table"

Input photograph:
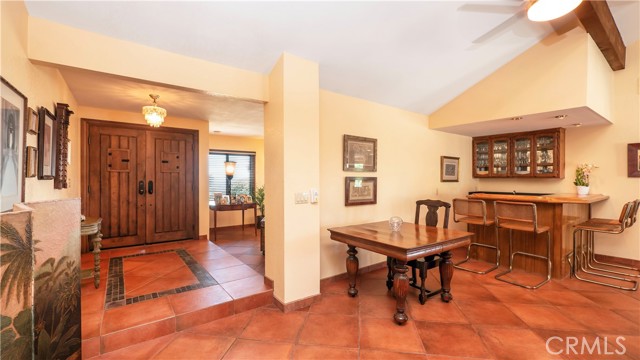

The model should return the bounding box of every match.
[327,221,473,325]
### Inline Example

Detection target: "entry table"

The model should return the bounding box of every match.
[328,221,472,325]
[81,217,102,288]
[210,203,257,241]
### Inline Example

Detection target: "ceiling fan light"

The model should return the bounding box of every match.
[527,0,582,22]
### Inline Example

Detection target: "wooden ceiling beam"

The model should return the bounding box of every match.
[573,0,626,70]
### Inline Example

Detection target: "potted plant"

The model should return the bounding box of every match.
[574,163,596,195]
[253,185,265,228]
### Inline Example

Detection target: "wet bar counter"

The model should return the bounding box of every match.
[465,193,608,279]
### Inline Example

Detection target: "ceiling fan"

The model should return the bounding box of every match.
[460,0,583,44]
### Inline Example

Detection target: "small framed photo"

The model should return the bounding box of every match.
[37,107,57,180]
[27,107,38,134]
[213,192,222,205]
[343,134,377,172]
[220,195,230,205]
[245,195,252,203]
[628,143,640,177]
[26,146,37,178]
[345,177,377,206]
[440,156,459,182]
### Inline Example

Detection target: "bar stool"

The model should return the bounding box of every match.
[494,201,551,289]
[570,200,638,290]
[452,198,499,274]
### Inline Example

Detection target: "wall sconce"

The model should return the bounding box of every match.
[225,161,236,180]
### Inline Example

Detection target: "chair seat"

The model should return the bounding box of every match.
[457,216,495,226]
[499,220,550,234]
[575,221,624,233]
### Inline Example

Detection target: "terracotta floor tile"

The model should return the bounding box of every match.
[222,339,293,359]
[359,349,429,360]
[292,345,359,360]
[101,318,176,354]
[320,278,351,295]
[235,254,264,266]
[82,337,101,359]
[356,277,393,296]
[210,264,261,284]
[483,284,548,304]
[151,333,235,359]
[477,326,557,360]
[82,291,106,315]
[579,291,640,310]
[406,297,468,324]
[186,310,255,337]
[121,275,156,294]
[102,297,175,334]
[221,275,271,299]
[557,305,639,335]
[505,303,587,331]
[240,308,307,342]
[81,310,102,339]
[168,285,233,315]
[359,294,398,319]
[455,300,526,327]
[162,265,200,280]
[360,317,425,353]
[175,301,235,331]
[96,333,177,359]
[445,282,499,302]
[415,322,491,358]
[126,276,197,297]
[534,288,599,307]
[124,256,185,278]
[200,256,244,272]
[308,292,359,316]
[297,313,358,348]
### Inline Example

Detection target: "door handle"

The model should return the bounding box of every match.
[138,181,145,195]
[148,180,154,194]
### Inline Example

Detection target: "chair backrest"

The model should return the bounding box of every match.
[494,201,539,232]
[625,199,640,228]
[452,198,490,225]
[616,201,635,230]
[415,199,450,228]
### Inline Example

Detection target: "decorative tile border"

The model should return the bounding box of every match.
[105,249,217,309]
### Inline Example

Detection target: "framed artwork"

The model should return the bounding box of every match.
[27,107,38,134]
[37,107,57,180]
[343,134,377,172]
[26,146,37,178]
[440,156,459,182]
[628,143,640,177]
[221,195,230,205]
[345,177,377,206]
[1,77,27,212]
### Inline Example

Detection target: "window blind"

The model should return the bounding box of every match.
[208,150,256,199]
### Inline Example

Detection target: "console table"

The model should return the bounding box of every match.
[81,217,102,288]
[210,203,257,241]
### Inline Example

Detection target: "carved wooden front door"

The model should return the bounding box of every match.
[85,121,196,248]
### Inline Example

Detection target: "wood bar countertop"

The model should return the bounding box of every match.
[463,192,608,278]
[467,193,609,204]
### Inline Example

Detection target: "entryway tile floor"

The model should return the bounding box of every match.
[82,230,640,359]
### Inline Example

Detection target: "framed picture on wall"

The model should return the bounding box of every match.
[1,77,27,212]
[345,177,377,206]
[37,107,57,180]
[440,156,459,182]
[628,143,640,177]
[27,107,38,134]
[26,146,37,178]
[343,135,377,172]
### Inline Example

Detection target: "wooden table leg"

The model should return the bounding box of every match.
[242,208,245,231]
[213,210,217,241]
[346,245,359,297]
[392,260,409,325]
[92,230,103,288]
[439,251,453,302]
[254,206,257,235]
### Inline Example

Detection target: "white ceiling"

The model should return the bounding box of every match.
[24,1,639,138]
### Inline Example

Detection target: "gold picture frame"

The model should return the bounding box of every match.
[26,146,37,177]
[440,156,459,182]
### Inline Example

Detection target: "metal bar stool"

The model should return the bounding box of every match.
[585,199,640,278]
[452,198,499,274]
[570,201,638,290]
[493,201,551,289]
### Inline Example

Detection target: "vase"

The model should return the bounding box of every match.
[576,185,590,195]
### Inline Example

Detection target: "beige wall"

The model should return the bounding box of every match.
[79,106,211,238]
[319,90,473,278]
[1,1,80,204]
[208,134,264,227]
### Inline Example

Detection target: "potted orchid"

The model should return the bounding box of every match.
[573,164,597,195]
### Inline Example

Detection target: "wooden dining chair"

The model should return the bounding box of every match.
[387,199,450,304]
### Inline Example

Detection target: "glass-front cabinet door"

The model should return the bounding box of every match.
[473,138,490,177]
[491,138,509,177]
[512,136,532,176]
[535,132,557,177]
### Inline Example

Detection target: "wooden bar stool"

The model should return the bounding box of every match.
[570,200,638,290]
[452,198,499,274]
[493,201,551,289]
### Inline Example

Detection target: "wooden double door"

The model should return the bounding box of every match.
[83,120,198,249]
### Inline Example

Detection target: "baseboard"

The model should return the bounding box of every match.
[197,234,207,240]
[210,224,256,231]
[594,254,640,268]
[264,276,274,288]
[319,261,387,287]
[273,293,321,313]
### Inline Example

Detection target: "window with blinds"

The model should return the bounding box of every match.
[208,150,256,201]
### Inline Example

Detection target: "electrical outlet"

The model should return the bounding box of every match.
[310,188,319,203]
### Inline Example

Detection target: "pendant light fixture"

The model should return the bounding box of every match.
[142,94,167,127]
[527,0,582,22]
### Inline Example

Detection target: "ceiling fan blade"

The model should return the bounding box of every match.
[549,13,580,35]
[472,10,526,44]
